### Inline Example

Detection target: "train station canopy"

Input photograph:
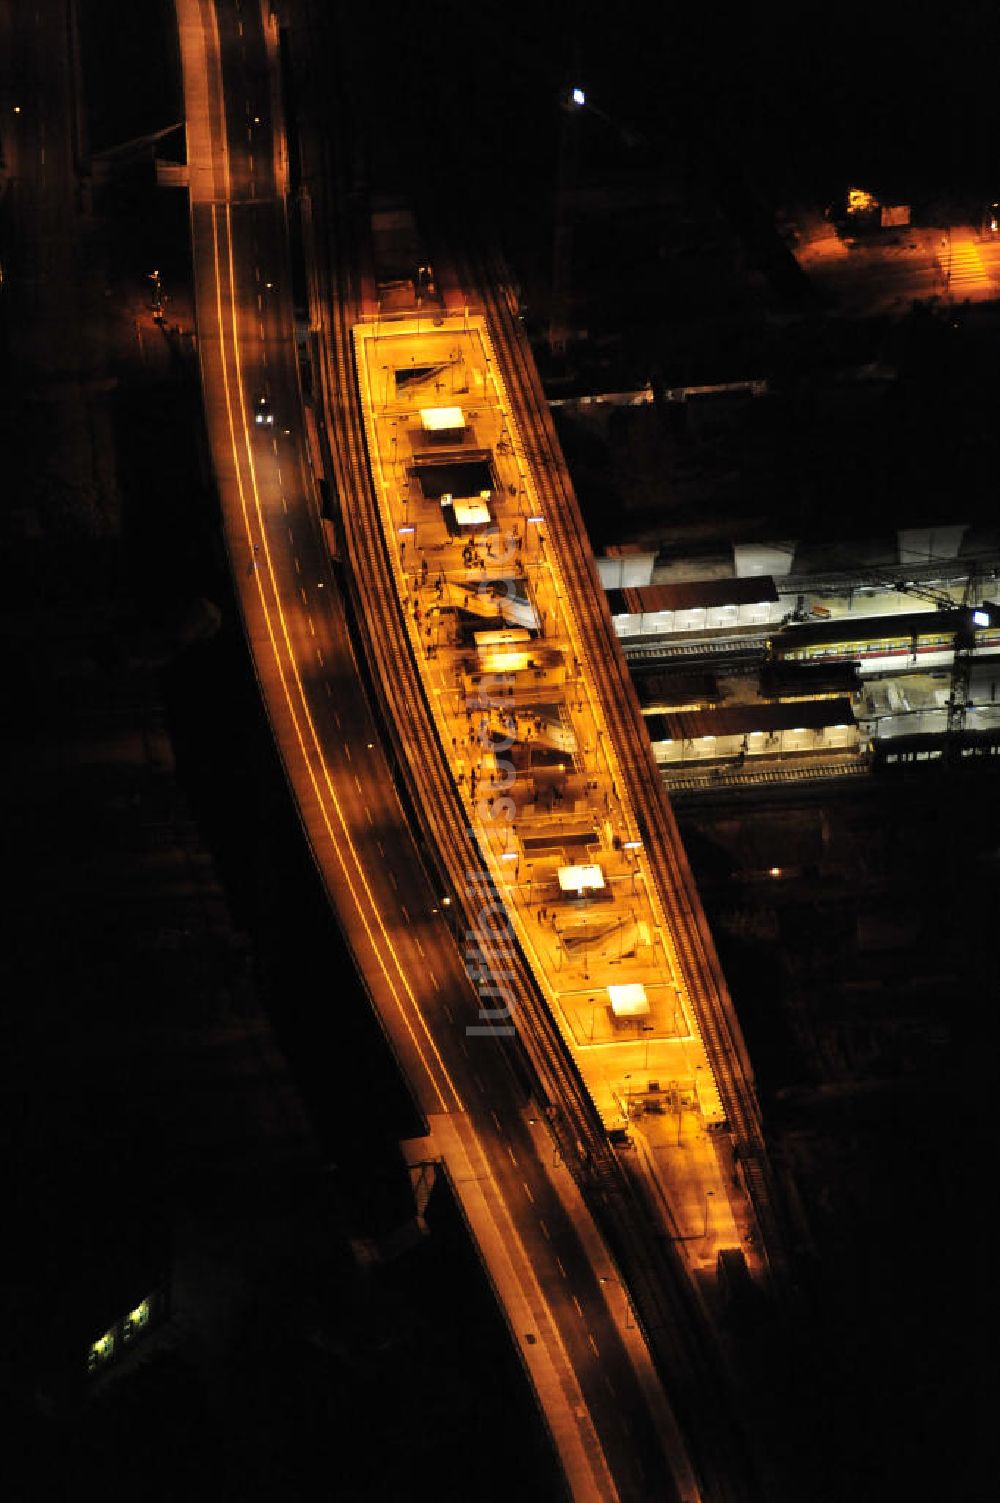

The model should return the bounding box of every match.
[646,696,856,743]
[452,498,492,526]
[420,406,465,432]
[607,983,650,1019]
[606,577,778,617]
[558,863,605,893]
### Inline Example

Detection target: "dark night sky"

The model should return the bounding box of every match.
[349,0,1000,210]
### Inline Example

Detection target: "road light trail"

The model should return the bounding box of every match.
[207,200,460,1116]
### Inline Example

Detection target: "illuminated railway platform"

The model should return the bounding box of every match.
[354,312,745,1256]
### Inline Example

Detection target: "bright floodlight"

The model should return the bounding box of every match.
[973,609,990,627]
[571,87,585,106]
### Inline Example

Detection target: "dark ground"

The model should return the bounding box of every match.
[677,774,999,1501]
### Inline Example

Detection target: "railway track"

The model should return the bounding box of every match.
[622,637,769,668]
[665,758,871,795]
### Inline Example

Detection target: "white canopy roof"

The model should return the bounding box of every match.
[453,499,492,526]
[420,405,465,431]
[558,864,605,893]
[607,983,650,1018]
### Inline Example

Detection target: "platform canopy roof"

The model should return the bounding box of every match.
[558,863,605,893]
[607,576,778,617]
[453,499,492,526]
[420,405,465,431]
[608,983,650,1018]
[646,696,856,742]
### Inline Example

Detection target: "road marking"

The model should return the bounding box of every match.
[255,265,260,284]
[376,840,384,855]
[540,1219,551,1241]
[294,557,301,575]
[401,904,410,923]
[365,805,373,825]
[490,1109,502,1132]
[522,1180,534,1204]
[472,1072,484,1091]
[248,153,254,174]
[428,970,439,991]
[280,495,288,513]
[414,938,424,957]
[237,19,243,36]
[587,1332,599,1357]
[459,1039,468,1056]
[388,871,397,889]
[343,742,351,761]
[316,648,324,667]
[276,466,283,486]
[288,526,294,541]
[442,1003,453,1021]
[603,1375,616,1398]
[308,616,316,637]
[506,1144,518,1167]
[259,320,265,341]
[299,587,308,605]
